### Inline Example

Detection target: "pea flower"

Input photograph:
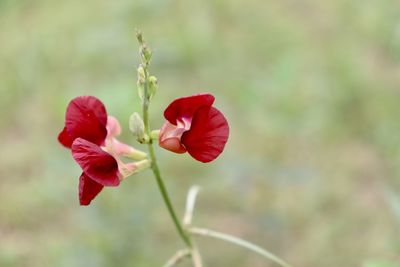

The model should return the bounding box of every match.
[58,96,148,205]
[159,93,229,163]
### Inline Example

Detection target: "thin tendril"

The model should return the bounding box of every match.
[189,227,293,267]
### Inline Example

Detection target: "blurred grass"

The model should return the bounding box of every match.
[0,0,400,266]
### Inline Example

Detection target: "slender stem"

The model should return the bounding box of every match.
[162,249,191,267]
[189,227,293,267]
[139,46,192,248]
[137,33,202,267]
[147,142,193,248]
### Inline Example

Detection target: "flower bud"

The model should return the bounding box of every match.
[136,30,152,64]
[129,112,147,143]
[136,30,144,44]
[137,81,145,102]
[137,66,146,101]
[137,66,145,82]
[140,44,152,63]
[148,75,158,100]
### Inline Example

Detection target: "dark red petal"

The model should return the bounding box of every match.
[79,173,104,206]
[71,138,120,187]
[164,94,215,125]
[60,96,108,148]
[58,127,73,148]
[181,106,229,163]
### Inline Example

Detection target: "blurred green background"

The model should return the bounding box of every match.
[1,0,400,266]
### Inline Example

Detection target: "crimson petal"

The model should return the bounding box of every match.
[58,127,74,148]
[79,173,104,206]
[164,94,215,125]
[59,96,108,148]
[71,138,120,186]
[181,106,229,163]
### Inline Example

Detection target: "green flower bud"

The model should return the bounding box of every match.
[137,66,145,83]
[148,75,158,100]
[136,30,144,45]
[129,112,148,143]
[137,66,146,101]
[137,81,144,102]
[136,30,152,63]
[140,44,152,63]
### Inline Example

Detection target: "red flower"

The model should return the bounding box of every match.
[58,96,145,205]
[58,96,108,148]
[159,93,229,163]
[72,138,120,205]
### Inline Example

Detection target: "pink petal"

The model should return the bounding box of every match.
[106,116,121,138]
[181,106,229,163]
[159,121,187,154]
[119,162,139,178]
[79,173,104,206]
[109,138,145,158]
[71,138,120,186]
[59,96,108,148]
[164,94,215,126]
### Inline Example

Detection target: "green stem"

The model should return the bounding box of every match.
[141,60,192,249]
[147,142,193,248]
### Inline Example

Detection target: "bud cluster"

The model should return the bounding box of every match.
[131,30,159,143]
[136,30,152,65]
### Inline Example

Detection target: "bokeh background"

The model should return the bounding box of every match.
[1,0,400,266]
